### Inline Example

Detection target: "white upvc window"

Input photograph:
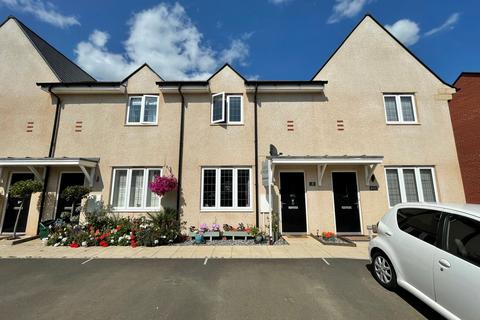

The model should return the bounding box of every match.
[210,93,243,124]
[383,94,417,124]
[111,167,162,211]
[385,167,437,207]
[201,167,252,211]
[126,95,159,125]
[211,92,225,124]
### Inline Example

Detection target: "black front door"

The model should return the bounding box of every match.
[280,172,307,233]
[2,173,35,233]
[55,173,85,219]
[332,172,361,233]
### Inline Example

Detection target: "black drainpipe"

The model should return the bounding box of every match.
[253,84,259,227]
[37,86,61,233]
[175,85,185,219]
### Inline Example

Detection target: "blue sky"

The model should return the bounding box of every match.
[1,0,478,82]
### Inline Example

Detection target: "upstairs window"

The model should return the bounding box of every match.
[127,95,158,125]
[211,93,243,124]
[383,94,417,124]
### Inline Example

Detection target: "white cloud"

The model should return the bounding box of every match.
[75,3,251,80]
[0,0,79,28]
[385,19,420,46]
[328,0,370,24]
[425,13,460,36]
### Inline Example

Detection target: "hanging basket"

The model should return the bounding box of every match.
[149,174,178,196]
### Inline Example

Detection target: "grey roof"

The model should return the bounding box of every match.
[6,16,96,83]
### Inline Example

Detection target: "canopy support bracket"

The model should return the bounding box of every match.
[317,164,327,186]
[79,165,95,187]
[27,166,45,183]
[364,164,377,186]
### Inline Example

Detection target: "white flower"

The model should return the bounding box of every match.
[154,239,159,244]
[62,238,67,242]
[110,239,114,243]
[54,243,60,247]
[58,236,63,240]
[81,241,87,247]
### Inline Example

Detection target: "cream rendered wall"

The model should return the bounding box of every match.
[51,68,180,218]
[0,19,58,234]
[257,16,464,234]
[0,19,57,157]
[180,66,256,228]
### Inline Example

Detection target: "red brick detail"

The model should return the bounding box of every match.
[449,74,480,203]
[26,121,34,132]
[337,120,344,131]
[287,120,294,132]
[75,121,83,132]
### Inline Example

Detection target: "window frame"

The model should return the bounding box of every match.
[384,167,438,207]
[211,92,225,124]
[126,95,159,125]
[110,167,163,211]
[383,94,418,124]
[226,95,244,124]
[200,167,252,212]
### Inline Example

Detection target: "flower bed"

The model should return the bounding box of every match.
[45,208,184,248]
[311,232,356,247]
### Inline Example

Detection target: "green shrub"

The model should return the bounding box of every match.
[9,180,43,198]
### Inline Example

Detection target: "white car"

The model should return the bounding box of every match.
[369,203,480,320]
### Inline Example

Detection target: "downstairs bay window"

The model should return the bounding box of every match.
[385,167,437,207]
[201,167,252,211]
[111,168,162,211]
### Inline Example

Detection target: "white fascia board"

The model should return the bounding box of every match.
[50,87,126,94]
[0,159,98,167]
[271,157,384,165]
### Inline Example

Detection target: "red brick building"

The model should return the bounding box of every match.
[449,72,480,203]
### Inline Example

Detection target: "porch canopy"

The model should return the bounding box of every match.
[0,157,99,187]
[267,155,384,187]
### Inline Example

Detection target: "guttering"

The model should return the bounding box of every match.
[245,80,327,93]
[37,82,125,94]
[253,83,259,227]
[176,85,186,219]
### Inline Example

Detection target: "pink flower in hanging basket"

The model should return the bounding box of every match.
[149,174,178,196]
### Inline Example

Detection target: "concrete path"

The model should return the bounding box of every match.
[0,236,370,260]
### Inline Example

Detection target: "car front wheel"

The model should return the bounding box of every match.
[372,251,397,290]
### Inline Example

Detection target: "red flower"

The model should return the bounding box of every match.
[131,240,137,248]
[99,240,109,247]
[70,242,79,248]
[116,225,121,231]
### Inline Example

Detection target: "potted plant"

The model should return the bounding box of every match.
[322,231,335,241]
[250,226,263,244]
[60,185,91,221]
[8,179,43,239]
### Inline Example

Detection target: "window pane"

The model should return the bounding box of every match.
[129,170,144,207]
[237,169,250,207]
[401,96,415,122]
[384,97,399,122]
[403,169,419,202]
[228,96,242,122]
[446,215,480,267]
[397,208,441,245]
[128,98,142,123]
[212,94,224,122]
[143,97,157,123]
[420,169,436,202]
[112,170,128,207]
[202,169,216,207]
[386,169,402,206]
[146,169,161,207]
[220,169,233,207]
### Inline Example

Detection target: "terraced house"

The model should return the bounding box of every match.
[0,14,465,238]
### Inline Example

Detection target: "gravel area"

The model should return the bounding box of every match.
[173,237,288,246]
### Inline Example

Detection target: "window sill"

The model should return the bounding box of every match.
[209,123,244,126]
[125,123,158,127]
[386,122,420,126]
[112,208,160,212]
[201,208,253,213]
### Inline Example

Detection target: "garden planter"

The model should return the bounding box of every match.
[222,231,251,240]
[190,231,220,241]
[194,234,205,244]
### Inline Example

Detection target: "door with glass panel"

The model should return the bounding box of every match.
[55,173,85,219]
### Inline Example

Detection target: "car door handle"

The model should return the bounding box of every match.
[439,259,451,269]
[385,231,392,237]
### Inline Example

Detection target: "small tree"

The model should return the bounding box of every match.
[8,179,43,239]
[60,185,91,219]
